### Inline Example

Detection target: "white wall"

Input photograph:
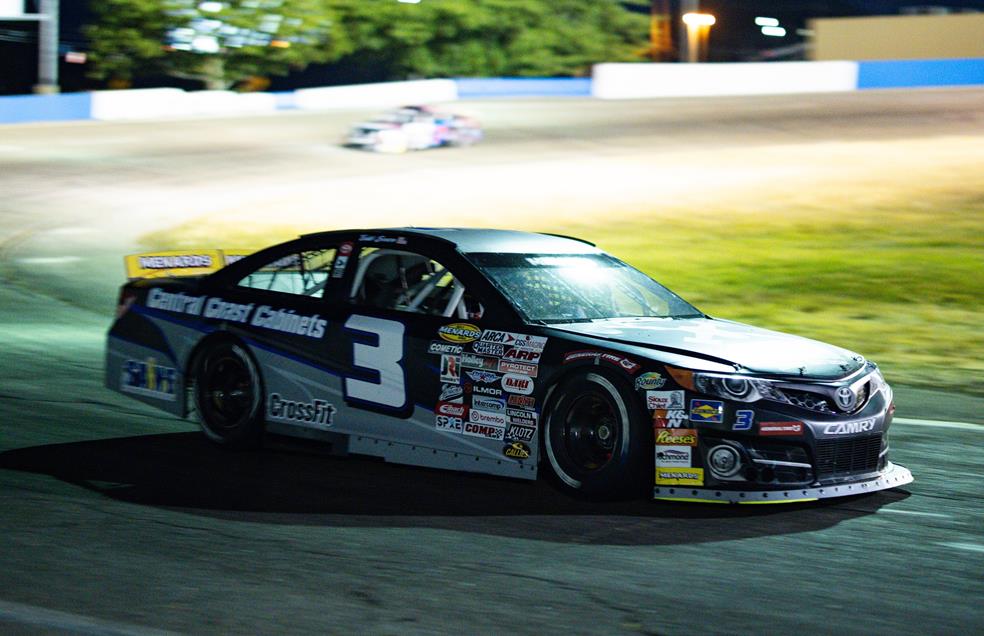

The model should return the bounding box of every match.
[294,79,458,110]
[592,62,860,99]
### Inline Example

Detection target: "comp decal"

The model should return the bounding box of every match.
[463,422,505,441]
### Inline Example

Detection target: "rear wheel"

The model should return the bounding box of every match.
[193,341,264,448]
[543,371,650,498]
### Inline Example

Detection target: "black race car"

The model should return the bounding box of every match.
[106,228,913,503]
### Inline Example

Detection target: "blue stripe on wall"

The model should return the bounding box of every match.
[857,58,984,89]
[0,92,92,124]
[455,77,591,98]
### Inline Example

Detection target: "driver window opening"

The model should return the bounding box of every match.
[350,248,483,318]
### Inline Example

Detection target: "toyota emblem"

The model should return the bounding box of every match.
[835,386,857,411]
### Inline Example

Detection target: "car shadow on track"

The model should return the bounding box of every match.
[0,432,910,546]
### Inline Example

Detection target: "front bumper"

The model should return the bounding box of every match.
[653,461,913,504]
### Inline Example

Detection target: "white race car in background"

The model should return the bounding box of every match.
[345,105,483,153]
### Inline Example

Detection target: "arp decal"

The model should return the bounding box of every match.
[503,442,532,460]
[121,358,177,401]
[267,393,336,427]
[503,348,541,363]
[734,409,755,431]
[759,421,804,436]
[655,467,704,486]
[689,399,724,424]
[438,322,481,344]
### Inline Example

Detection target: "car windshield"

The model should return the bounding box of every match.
[467,253,703,323]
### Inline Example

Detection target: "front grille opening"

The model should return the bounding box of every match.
[815,434,882,478]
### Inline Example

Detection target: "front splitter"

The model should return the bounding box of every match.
[653,462,913,504]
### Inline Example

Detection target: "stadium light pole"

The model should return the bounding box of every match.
[681,12,715,63]
[36,0,59,93]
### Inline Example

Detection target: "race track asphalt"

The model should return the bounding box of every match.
[1,90,983,635]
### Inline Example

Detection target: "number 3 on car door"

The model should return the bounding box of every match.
[343,314,408,411]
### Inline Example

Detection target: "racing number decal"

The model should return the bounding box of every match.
[344,315,407,410]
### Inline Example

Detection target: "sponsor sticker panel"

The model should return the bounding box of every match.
[690,399,724,424]
[654,445,692,468]
[498,359,538,377]
[469,409,508,427]
[652,409,687,428]
[635,371,667,390]
[655,467,704,486]
[439,323,481,344]
[759,421,804,436]
[121,358,177,401]
[502,373,534,395]
[463,422,506,441]
[435,415,463,432]
[503,442,532,460]
[655,428,698,446]
[440,354,461,384]
[506,423,536,443]
[472,396,505,412]
[647,390,685,410]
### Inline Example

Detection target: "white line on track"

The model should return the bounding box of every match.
[15,256,82,265]
[0,599,175,635]
[879,509,951,519]
[936,542,984,554]
[893,417,983,431]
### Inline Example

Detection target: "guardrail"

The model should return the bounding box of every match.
[1,59,982,125]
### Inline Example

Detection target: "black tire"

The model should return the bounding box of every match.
[543,370,651,498]
[192,341,264,448]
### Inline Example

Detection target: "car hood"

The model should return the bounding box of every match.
[549,316,865,380]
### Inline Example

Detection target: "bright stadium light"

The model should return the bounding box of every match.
[681,13,715,63]
[754,17,779,27]
[682,12,716,27]
[761,26,787,37]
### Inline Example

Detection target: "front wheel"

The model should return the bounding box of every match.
[192,341,264,448]
[543,371,650,498]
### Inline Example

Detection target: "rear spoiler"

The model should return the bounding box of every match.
[124,249,253,280]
